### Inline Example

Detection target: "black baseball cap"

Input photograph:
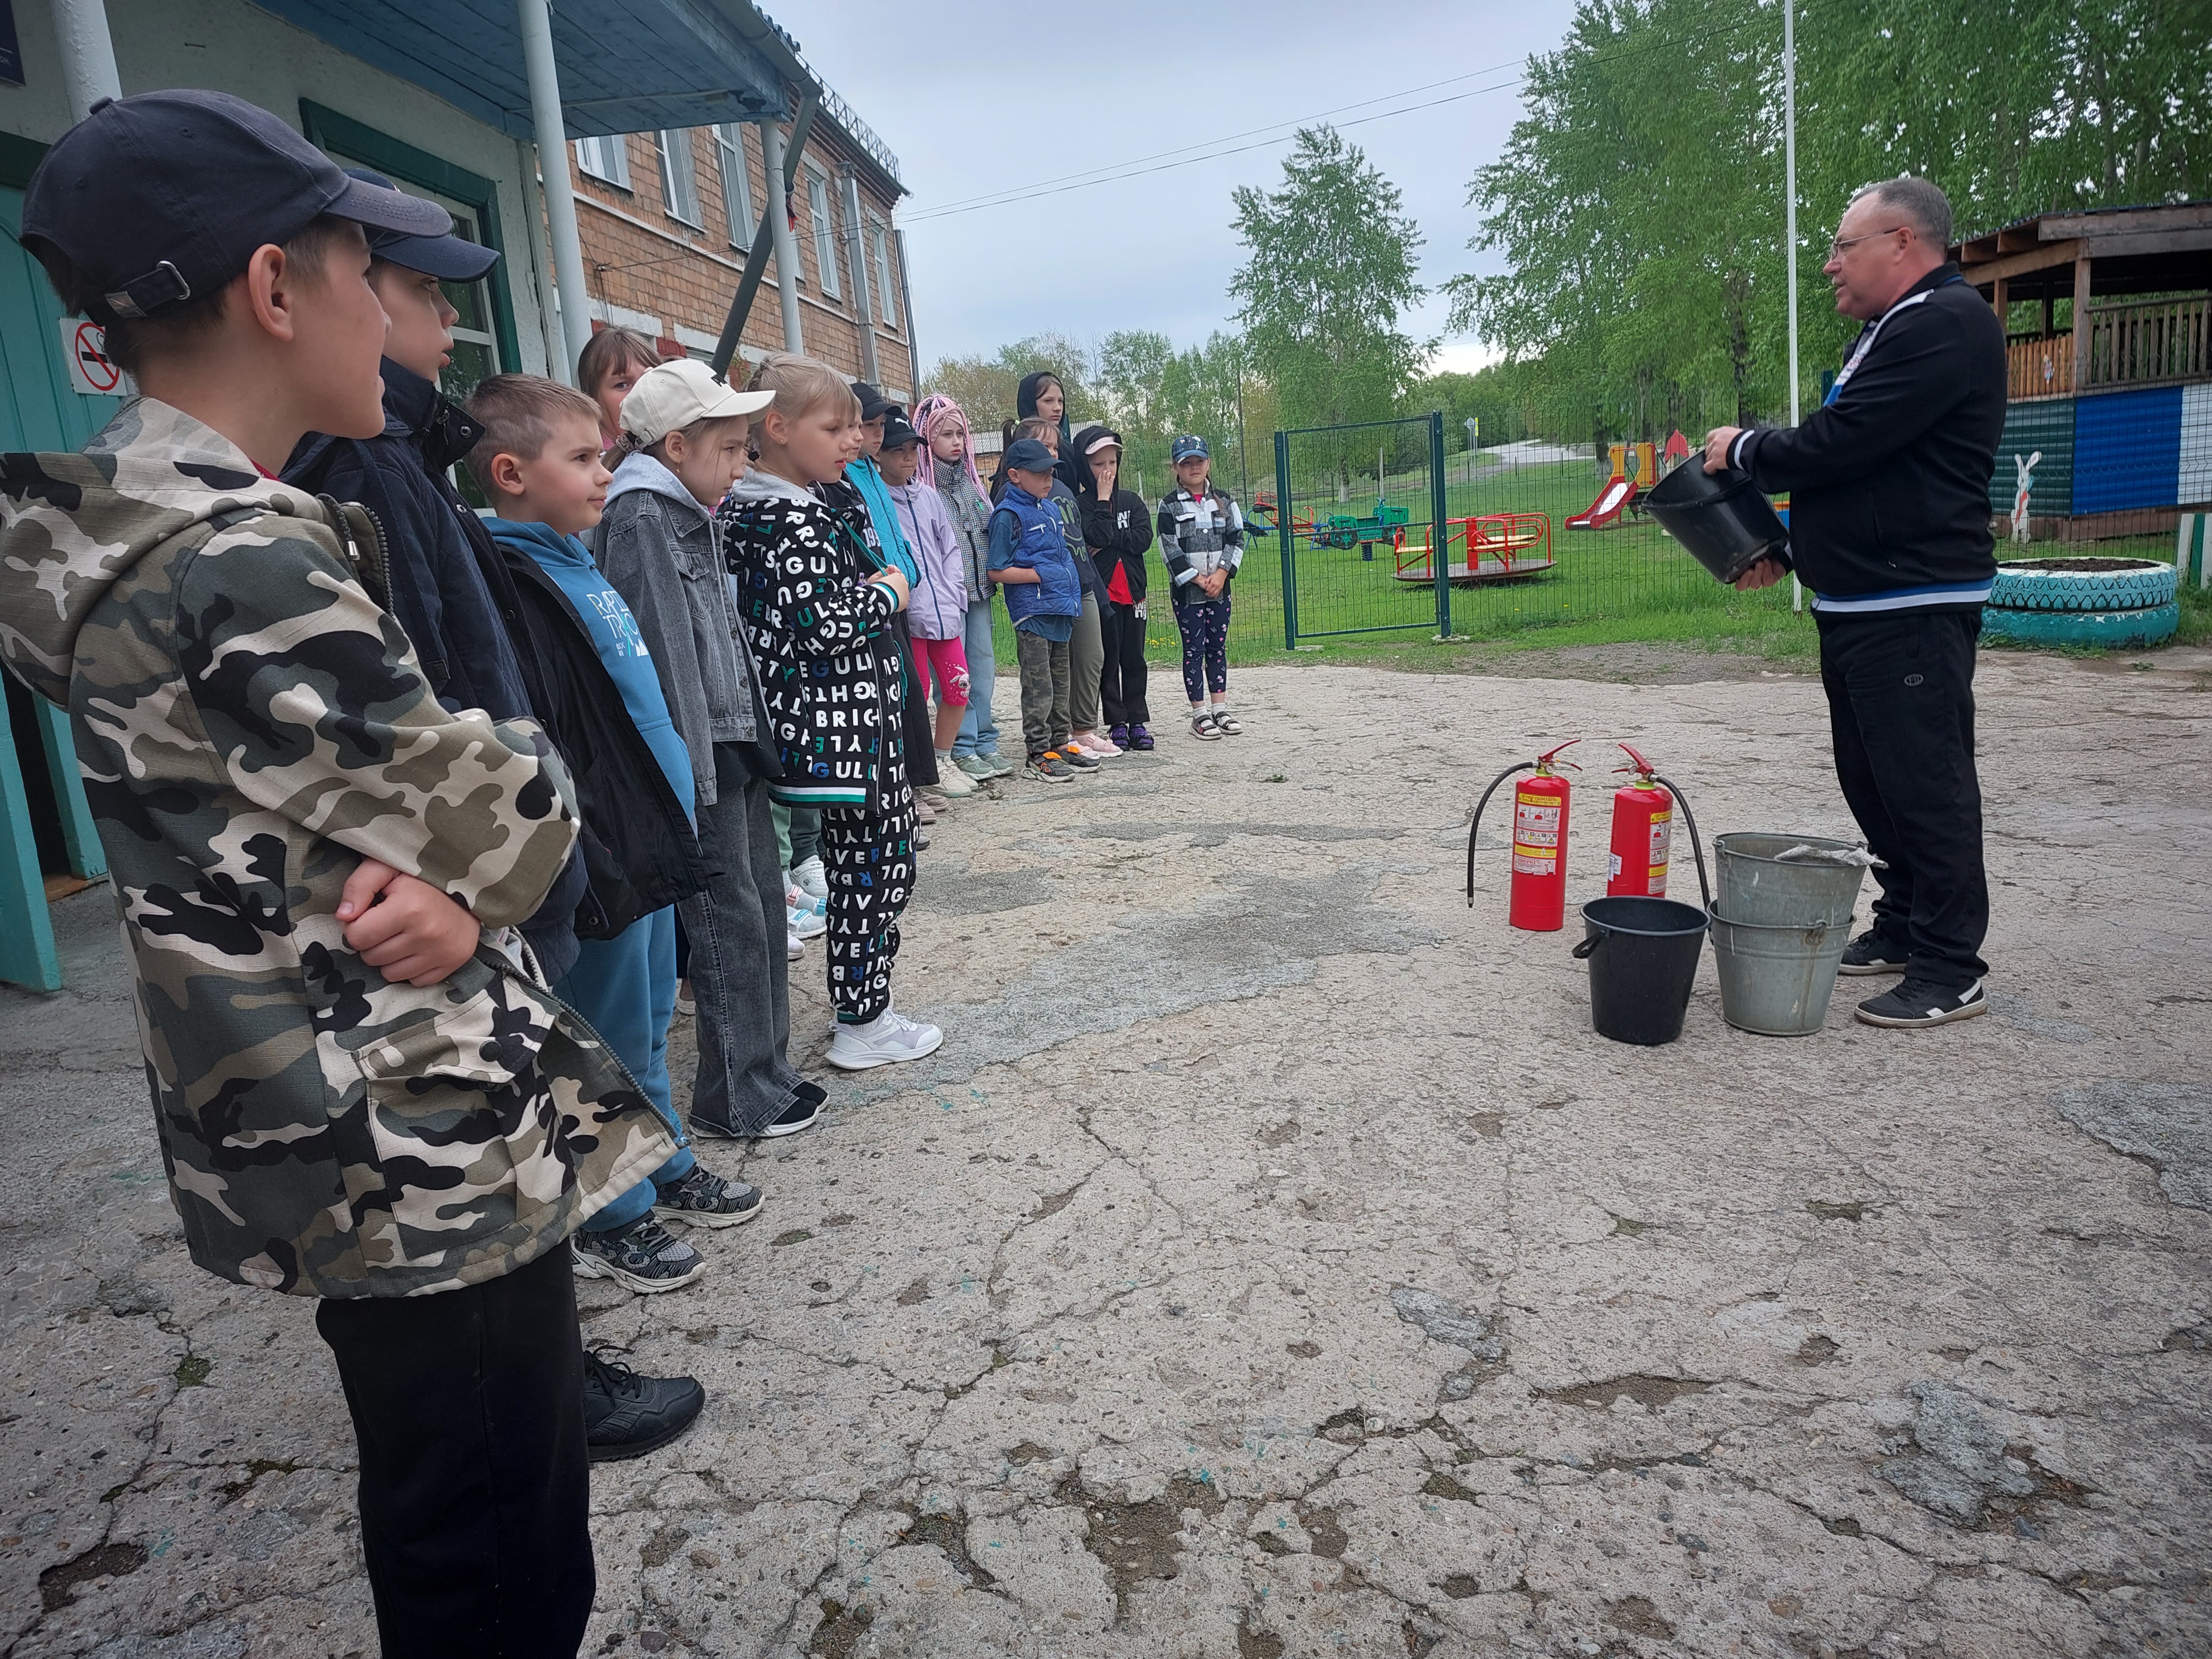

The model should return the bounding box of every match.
[880,410,919,449]
[348,170,499,281]
[852,381,898,421]
[22,89,452,324]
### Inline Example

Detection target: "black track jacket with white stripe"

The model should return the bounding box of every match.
[1728,263,2006,615]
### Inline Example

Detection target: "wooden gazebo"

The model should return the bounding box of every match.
[1951,203,2212,400]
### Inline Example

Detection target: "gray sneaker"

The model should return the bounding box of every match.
[979,750,1018,779]
[651,1165,763,1229]
[954,753,996,780]
[571,1215,708,1293]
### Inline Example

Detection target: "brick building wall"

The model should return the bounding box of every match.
[567,119,916,397]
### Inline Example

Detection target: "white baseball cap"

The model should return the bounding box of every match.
[619,358,774,447]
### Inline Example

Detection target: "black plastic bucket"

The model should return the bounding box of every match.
[1643,462,1790,585]
[1572,896,1709,1045]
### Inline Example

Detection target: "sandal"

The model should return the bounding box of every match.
[1209,710,1243,735]
[1129,724,1155,752]
[1189,711,1221,741]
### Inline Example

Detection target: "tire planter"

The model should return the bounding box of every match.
[1981,600,2179,649]
[1989,556,2177,611]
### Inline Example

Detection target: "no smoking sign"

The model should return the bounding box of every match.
[61,318,125,396]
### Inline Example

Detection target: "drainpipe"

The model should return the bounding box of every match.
[517,0,594,378]
[837,170,881,385]
[48,0,122,122]
[895,226,921,391]
[761,122,805,352]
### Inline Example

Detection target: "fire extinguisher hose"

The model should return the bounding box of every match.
[1653,773,1713,913]
[1465,761,1537,907]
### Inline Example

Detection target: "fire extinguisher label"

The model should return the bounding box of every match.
[1513,853,1552,875]
[1608,852,1622,878]
[1648,810,1672,895]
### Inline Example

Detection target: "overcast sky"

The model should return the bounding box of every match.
[787,0,1582,375]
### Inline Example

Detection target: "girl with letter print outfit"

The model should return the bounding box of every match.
[718,355,944,1072]
[1157,434,1244,737]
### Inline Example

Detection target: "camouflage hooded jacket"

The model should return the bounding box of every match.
[0,399,674,1299]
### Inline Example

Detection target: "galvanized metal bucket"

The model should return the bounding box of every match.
[1714,832,1867,927]
[1708,911,1854,1036]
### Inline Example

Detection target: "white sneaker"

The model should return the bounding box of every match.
[786,929,805,960]
[933,754,979,795]
[825,1006,944,1070]
[788,903,827,940]
[792,856,828,901]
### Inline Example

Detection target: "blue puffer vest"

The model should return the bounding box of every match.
[994,483,1082,627]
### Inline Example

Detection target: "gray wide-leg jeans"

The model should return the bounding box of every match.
[681,745,804,1136]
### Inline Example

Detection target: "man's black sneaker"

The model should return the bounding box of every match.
[1855,977,1988,1029]
[650,1165,763,1228]
[583,1347,704,1462]
[571,1215,708,1292]
[1837,929,1909,975]
[761,1093,820,1139]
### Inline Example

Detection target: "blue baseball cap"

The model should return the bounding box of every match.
[22,89,451,324]
[348,171,499,281]
[1003,437,1056,474]
[1171,434,1210,463]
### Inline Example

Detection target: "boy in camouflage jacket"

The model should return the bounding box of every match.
[0,92,685,1655]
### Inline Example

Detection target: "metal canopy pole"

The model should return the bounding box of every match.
[711,95,818,378]
[1784,0,1803,613]
[518,0,593,378]
[48,0,122,122]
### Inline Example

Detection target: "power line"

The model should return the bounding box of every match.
[899,8,1760,226]
[905,56,1538,220]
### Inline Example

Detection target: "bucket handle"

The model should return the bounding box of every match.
[1465,760,1536,907]
[1571,935,1601,959]
[1654,773,1712,913]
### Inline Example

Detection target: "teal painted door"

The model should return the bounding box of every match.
[1,184,119,989]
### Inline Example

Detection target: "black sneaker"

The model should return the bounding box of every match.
[583,1347,705,1462]
[571,1215,708,1292]
[1837,929,1909,975]
[651,1165,763,1228]
[761,1093,820,1139]
[1023,753,1074,783]
[1855,977,1988,1029]
[792,1078,828,1107]
[1054,745,1099,771]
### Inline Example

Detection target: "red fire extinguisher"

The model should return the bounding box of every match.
[1465,740,1579,931]
[1608,744,1674,898]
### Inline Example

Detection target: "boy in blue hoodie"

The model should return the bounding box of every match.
[468,375,761,1294]
[989,437,1091,783]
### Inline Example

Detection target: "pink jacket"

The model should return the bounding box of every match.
[888,475,970,640]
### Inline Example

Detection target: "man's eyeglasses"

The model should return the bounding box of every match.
[1829,225,1911,259]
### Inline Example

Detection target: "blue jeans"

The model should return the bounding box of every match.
[953,597,1000,757]
[557,906,695,1232]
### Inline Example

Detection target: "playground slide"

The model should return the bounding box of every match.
[1567,476,1637,530]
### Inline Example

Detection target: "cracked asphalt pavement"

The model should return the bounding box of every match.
[3,654,2209,1658]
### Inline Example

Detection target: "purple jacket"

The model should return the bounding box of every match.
[888,474,970,640]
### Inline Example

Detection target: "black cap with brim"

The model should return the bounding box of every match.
[22,90,451,324]
[345,171,499,279]
[852,381,897,420]
[880,411,919,449]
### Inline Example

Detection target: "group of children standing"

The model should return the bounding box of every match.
[0,87,1259,1657]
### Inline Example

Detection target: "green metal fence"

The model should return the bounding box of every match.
[1272,414,1451,648]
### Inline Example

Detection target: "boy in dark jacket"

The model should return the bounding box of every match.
[283,173,587,983]
[989,437,1091,782]
[593,358,825,1140]
[719,354,944,1072]
[1072,424,1156,750]
[469,375,763,1293]
[1157,435,1246,739]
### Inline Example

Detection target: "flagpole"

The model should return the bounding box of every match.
[1784,0,1803,613]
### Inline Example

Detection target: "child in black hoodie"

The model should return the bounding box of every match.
[1072,424,1156,749]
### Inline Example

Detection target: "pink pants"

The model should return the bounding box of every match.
[913,633,971,707]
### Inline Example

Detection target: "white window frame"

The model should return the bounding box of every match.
[866,215,897,333]
[575,134,630,188]
[805,164,842,300]
[656,130,702,228]
[713,124,754,248]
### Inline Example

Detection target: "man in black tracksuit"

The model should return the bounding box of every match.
[1705,176,2006,1029]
